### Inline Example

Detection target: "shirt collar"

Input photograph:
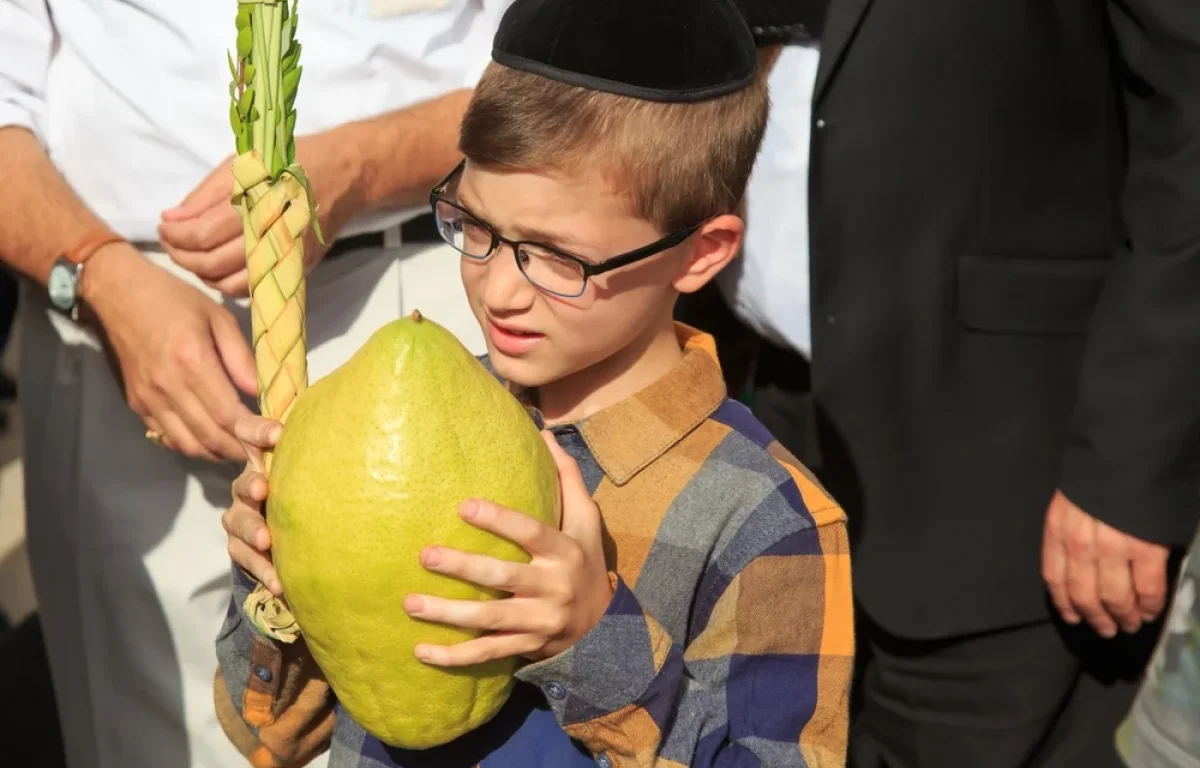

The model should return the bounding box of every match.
[561,323,727,485]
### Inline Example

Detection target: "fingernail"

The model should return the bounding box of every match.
[267,424,283,444]
[269,579,283,595]
[422,548,441,567]
[415,646,433,662]
[405,595,425,615]
[461,501,479,520]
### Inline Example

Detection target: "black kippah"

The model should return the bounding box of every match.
[492,0,758,103]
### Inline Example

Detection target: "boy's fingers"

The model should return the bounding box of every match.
[541,430,587,496]
[420,547,532,595]
[405,594,555,636]
[222,503,270,551]
[227,538,280,593]
[234,415,283,451]
[460,499,562,557]
[542,432,603,546]
[414,632,536,668]
[232,471,268,505]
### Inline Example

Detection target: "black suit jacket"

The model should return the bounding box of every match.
[807,0,1200,638]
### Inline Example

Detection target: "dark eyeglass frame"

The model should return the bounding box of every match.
[429,160,703,298]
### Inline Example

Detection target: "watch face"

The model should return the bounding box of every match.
[48,263,76,311]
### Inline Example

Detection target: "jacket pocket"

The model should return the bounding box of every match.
[956,254,1111,335]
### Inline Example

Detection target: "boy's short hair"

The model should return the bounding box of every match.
[459,60,770,234]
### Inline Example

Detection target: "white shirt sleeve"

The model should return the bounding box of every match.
[0,0,54,141]
[457,0,516,86]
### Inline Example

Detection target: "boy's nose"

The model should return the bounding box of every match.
[481,242,537,312]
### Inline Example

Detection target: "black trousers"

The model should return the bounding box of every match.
[849,613,1161,768]
[675,284,1160,768]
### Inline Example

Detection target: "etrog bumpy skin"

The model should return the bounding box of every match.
[267,312,561,749]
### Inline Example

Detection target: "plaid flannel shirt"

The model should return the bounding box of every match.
[214,324,853,767]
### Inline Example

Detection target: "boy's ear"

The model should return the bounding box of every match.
[672,214,744,295]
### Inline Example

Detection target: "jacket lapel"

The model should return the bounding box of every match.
[814,0,875,104]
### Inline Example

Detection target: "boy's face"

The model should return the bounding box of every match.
[455,164,704,389]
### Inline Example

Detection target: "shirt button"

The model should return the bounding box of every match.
[815,118,827,129]
[596,755,613,768]
[545,681,566,700]
[255,666,273,683]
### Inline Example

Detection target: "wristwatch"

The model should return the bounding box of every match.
[47,229,127,322]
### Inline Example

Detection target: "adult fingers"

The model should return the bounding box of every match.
[1063,520,1117,638]
[209,309,257,397]
[171,384,244,461]
[1095,524,1140,633]
[159,202,242,253]
[206,268,251,299]
[1131,546,1170,621]
[165,236,246,282]
[1042,501,1078,624]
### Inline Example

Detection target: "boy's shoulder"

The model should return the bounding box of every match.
[699,396,844,527]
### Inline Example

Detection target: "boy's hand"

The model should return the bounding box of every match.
[222,415,285,595]
[406,431,613,666]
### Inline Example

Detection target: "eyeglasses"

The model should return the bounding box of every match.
[429,160,702,299]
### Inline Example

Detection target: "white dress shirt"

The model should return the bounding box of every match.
[0,0,506,242]
[719,44,821,359]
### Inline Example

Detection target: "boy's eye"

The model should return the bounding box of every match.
[517,245,587,295]
[459,218,493,253]
[461,218,489,240]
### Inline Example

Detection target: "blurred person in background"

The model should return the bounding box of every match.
[1116,529,1200,768]
[686,1,1200,766]
[0,1,507,765]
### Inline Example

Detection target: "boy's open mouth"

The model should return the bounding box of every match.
[486,317,545,354]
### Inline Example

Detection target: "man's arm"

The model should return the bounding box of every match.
[158,90,474,296]
[1,0,142,286]
[338,89,474,215]
[1061,0,1200,547]
[516,488,853,767]
[0,0,258,461]
[0,0,132,287]
[1042,0,1200,636]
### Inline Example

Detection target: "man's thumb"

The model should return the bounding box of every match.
[211,311,258,397]
[162,158,234,221]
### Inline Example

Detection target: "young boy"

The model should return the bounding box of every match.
[215,1,853,766]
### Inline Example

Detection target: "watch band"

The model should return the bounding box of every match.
[52,228,127,322]
[62,228,126,267]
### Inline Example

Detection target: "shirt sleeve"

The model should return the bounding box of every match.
[0,0,53,139]
[516,505,854,767]
[214,565,336,767]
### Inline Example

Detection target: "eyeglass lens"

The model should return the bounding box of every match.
[434,200,588,297]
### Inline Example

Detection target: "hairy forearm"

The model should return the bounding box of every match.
[337,89,473,214]
[0,127,120,286]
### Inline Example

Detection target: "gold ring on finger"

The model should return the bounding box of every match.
[145,429,166,447]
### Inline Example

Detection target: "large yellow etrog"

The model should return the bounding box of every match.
[267,311,560,749]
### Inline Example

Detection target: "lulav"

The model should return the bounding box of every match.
[229,0,321,642]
